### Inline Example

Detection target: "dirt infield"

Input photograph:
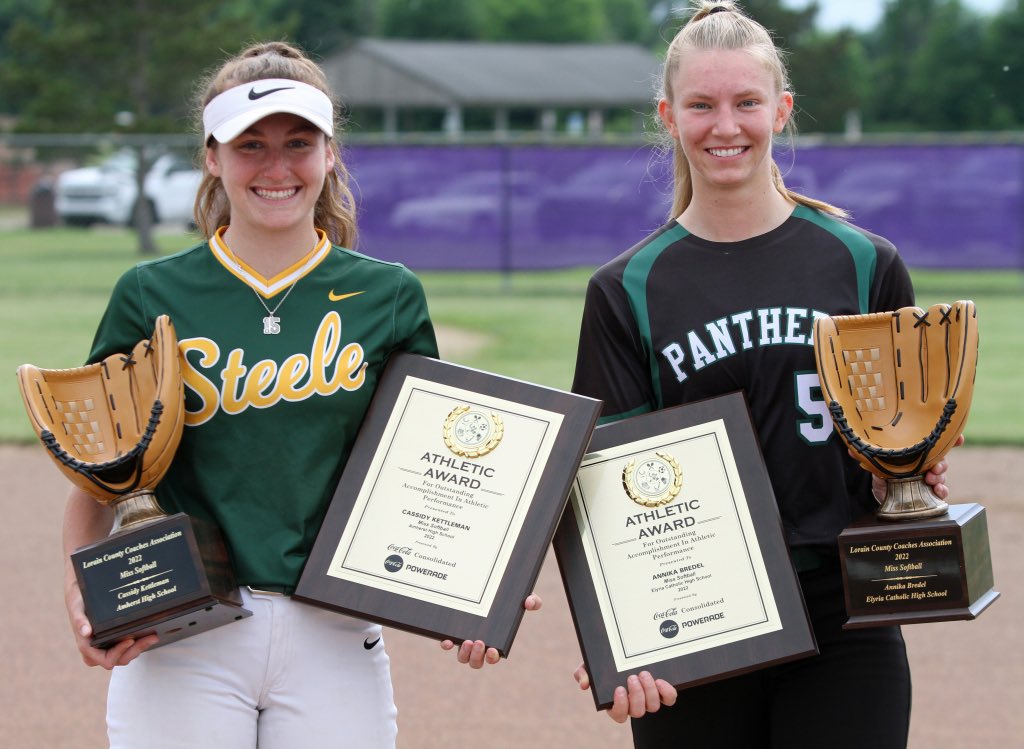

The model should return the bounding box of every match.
[2,444,1019,749]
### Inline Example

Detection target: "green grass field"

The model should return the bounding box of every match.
[2,224,1021,445]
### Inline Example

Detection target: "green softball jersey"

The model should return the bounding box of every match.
[572,205,914,548]
[88,229,438,592]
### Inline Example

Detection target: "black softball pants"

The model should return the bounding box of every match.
[630,554,911,749]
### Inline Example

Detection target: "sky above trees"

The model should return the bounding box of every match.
[782,0,1005,29]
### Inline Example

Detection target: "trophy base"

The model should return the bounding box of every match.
[90,596,251,650]
[71,512,252,650]
[838,503,998,629]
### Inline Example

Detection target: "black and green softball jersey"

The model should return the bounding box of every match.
[88,229,438,592]
[572,205,914,548]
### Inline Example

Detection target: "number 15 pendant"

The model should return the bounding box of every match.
[262,315,281,335]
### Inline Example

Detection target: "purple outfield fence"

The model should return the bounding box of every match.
[347,143,1024,271]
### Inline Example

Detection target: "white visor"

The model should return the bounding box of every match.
[203,78,334,143]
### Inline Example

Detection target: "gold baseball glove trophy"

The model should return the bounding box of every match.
[18,315,250,649]
[813,301,997,627]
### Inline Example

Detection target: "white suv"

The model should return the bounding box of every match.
[54,150,201,227]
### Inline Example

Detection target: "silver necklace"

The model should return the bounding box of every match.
[251,281,299,335]
[225,245,300,335]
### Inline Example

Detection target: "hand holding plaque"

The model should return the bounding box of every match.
[18,315,250,649]
[814,301,999,627]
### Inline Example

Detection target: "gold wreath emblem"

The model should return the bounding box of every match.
[622,452,683,508]
[442,405,504,459]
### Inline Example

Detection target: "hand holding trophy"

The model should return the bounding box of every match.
[814,301,998,627]
[18,315,249,649]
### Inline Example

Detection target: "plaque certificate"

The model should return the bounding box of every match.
[573,418,782,672]
[554,392,816,709]
[325,377,562,616]
[296,353,602,655]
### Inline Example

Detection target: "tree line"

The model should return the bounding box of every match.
[1,0,1022,135]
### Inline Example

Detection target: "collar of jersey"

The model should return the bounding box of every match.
[209,226,332,298]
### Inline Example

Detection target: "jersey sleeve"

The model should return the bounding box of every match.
[571,272,656,423]
[86,266,152,364]
[391,266,439,359]
[868,234,915,312]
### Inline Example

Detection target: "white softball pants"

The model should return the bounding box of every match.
[107,587,398,748]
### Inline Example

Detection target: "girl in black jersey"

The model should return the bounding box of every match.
[570,3,958,747]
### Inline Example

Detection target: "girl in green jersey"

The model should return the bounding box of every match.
[62,41,536,749]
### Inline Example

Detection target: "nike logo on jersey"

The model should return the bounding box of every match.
[363,636,381,650]
[329,290,365,302]
[248,85,293,100]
